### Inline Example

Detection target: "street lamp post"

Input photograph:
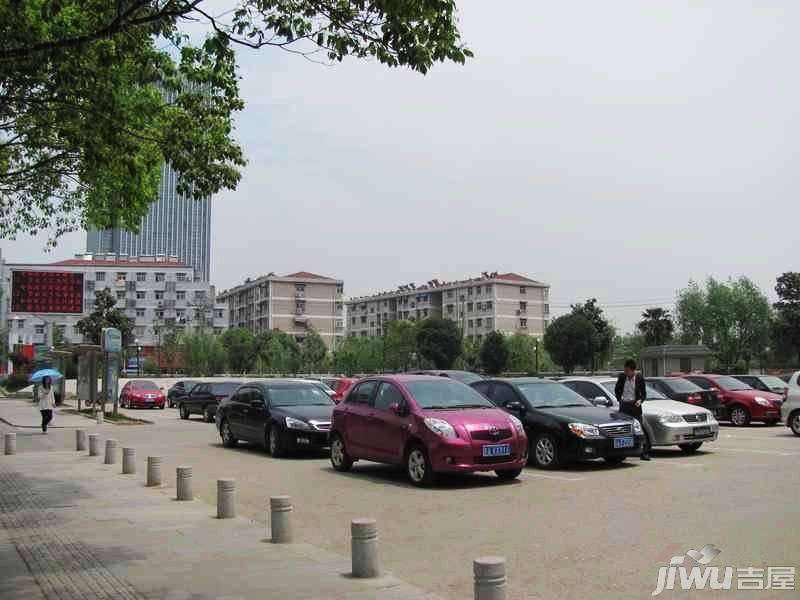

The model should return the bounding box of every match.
[135,339,141,377]
[534,340,540,375]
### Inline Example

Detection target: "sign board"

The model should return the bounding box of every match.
[101,327,122,353]
[11,270,84,314]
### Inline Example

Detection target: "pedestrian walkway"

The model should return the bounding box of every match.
[0,451,443,600]
[0,400,92,429]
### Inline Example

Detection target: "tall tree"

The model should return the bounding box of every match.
[676,277,771,370]
[383,320,418,371]
[480,331,509,376]
[76,288,133,345]
[264,330,302,374]
[506,333,539,373]
[179,330,226,376]
[220,327,256,373]
[543,314,596,374]
[416,318,462,369]
[772,272,800,364]
[1,1,471,243]
[570,298,614,370]
[301,327,328,372]
[637,307,675,346]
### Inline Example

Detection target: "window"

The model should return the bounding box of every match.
[475,286,481,296]
[360,331,367,337]
[473,382,491,397]
[176,291,186,300]
[136,309,145,318]
[136,272,147,282]
[349,381,377,404]
[95,272,106,282]
[194,291,206,299]
[374,383,405,412]
[214,309,223,319]
[17,319,25,329]
[685,376,712,390]
[360,316,367,324]
[486,301,493,310]
[34,324,45,334]
[423,309,428,317]
[485,284,492,293]
[336,284,344,294]
[520,286,527,294]
[520,318,528,328]
[116,291,126,300]
[543,303,550,314]
[467,302,473,312]
[476,334,483,343]
[73,325,81,336]
[476,318,483,327]
[155,273,165,282]
[116,272,127,281]
[468,319,474,328]
[467,287,473,296]
[86,280,95,291]
[136,291,146,300]
[155,310,164,319]
[679,357,692,373]
[176,272,187,282]
[520,301,527,311]
[351,317,356,325]
[213,327,223,335]
[446,304,454,314]
[486,318,494,329]
[134,326,145,336]
[446,290,454,299]
[176,309,185,318]
[155,291,164,300]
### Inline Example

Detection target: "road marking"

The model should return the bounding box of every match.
[521,472,588,482]
[716,447,798,457]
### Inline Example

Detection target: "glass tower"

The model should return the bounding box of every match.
[86,162,212,280]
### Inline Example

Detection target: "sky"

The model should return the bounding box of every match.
[2,0,798,333]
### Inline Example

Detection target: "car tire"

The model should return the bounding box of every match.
[179,404,189,420]
[220,420,238,448]
[531,433,562,469]
[495,468,523,481]
[406,444,436,486]
[330,433,354,472]
[678,442,703,452]
[789,411,800,437]
[204,406,214,423]
[269,425,287,458]
[729,405,751,426]
[604,456,626,465]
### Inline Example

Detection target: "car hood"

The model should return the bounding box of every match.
[643,400,710,416]
[274,405,333,422]
[536,405,631,424]
[423,407,517,428]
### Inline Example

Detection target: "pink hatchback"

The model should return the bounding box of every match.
[329,375,528,486]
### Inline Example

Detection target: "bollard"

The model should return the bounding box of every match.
[351,518,380,578]
[122,448,136,474]
[88,433,100,456]
[474,556,506,600]
[146,456,162,486]
[176,466,193,501]
[269,496,293,543]
[217,479,236,519]
[96,409,104,425]
[75,429,87,451]
[4,433,16,455]
[104,439,117,465]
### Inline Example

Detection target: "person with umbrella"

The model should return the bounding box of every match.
[30,369,61,433]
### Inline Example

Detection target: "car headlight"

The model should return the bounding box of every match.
[754,396,770,406]
[285,416,312,431]
[705,413,717,423]
[658,413,683,424]
[568,422,601,439]
[631,419,643,434]
[508,414,525,435]
[423,417,457,438]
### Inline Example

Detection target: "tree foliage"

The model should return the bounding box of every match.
[332,336,382,376]
[676,277,771,370]
[220,327,256,373]
[76,288,133,344]
[383,320,418,371]
[570,298,614,369]
[480,331,509,376]
[772,272,800,364]
[637,307,675,346]
[301,327,328,372]
[543,314,596,374]
[261,329,302,374]
[1,0,471,242]
[179,329,226,376]
[416,318,462,369]
[506,333,539,373]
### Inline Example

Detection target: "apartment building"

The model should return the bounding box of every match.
[347,272,550,343]
[1,254,227,350]
[217,272,345,350]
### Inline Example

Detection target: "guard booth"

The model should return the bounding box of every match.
[45,350,72,406]
[68,344,102,411]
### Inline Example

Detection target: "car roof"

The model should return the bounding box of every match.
[366,374,457,383]
[482,377,554,385]
[242,379,326,388]
[560,376,612,382]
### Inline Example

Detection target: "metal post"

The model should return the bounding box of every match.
[75,429,87,451]
[122,448,136,474]
[104,439,117,464]
[217,479,236,519]
[146,456,162,486]
[474,556,506,600]
[176,466,193,500]
[96,408,104,425]
[351,518,380,578]
[4,433,16,455]
[269,496,292,543]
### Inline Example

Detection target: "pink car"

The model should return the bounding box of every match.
[329,375,528,486]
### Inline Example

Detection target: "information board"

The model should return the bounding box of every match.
[11,271,84,314]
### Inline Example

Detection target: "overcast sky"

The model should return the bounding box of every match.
[3,0,798,333]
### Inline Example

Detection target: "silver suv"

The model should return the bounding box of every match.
[780,391,800,436]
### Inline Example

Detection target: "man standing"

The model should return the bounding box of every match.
[614,359,650,461]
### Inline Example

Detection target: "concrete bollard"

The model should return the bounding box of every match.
[88,433,100,456]
[351,518,380,578]
[269,496,293,543]
[217,479,236,519]
[146,456,162,486]
[4,433,16,455]
[75,429,87,451]
[96,409,104,425]
[474,556,506,600]
[176,466,193,500]
[104,439,117,465]
[122,448,136,474]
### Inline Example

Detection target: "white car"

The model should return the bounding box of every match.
[780,391,800,436]
[561,377,719,453]
[783,371,800,390]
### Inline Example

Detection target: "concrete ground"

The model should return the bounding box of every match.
[3,403,799,599]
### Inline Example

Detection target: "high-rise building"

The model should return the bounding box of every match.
[86,162,212,280]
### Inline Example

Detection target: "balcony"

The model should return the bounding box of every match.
[516,309,527,316]
[295,291,305,299]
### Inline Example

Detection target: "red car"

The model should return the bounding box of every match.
[680,374,782,426]
[329,374,528,486]
[323,377,359,403]
[119,380,166,409]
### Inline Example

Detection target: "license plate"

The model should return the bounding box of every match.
[482,443,511,458]
[693,426,711,435]
[613,437,634,449]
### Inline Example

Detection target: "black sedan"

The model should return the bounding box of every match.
[178,382,240,422]
[168,380,200,408]
[472,378,644,469]
[646,377,724,416]
[216,380,334,457]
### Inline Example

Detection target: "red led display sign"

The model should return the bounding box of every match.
[11,271,84,314]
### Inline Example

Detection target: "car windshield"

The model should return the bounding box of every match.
[406,380,494,409]
[445,371,484,385]
[210,383,239,395]
[713,376,752,391]
[517,383,592,408]
[134,381,158,390]
[662,378,703,393]
[645,385,667,399]
[270,386,334,407]
[759,376,787,389]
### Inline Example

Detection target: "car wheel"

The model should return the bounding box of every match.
[729,405,751,426]
[495,468,522,480]
[179,404,189,420]
[220,420,238,448]
[204,407,214,423]
[604,456,626,464]
[269,425,286,458]
[406,444,436,486]
[678,442,703,452]
[330,433,353,472]
[789,411,800,437]
[532,433,561,469]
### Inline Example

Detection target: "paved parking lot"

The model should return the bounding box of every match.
[5,406,799,599]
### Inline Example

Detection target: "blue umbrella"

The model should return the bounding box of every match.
[29,368,63,383]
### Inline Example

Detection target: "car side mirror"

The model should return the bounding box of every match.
[593,396,610,407]
[506,401,524,412]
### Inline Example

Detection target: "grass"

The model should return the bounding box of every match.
[64,408,153,425]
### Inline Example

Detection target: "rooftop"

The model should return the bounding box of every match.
[51,258,188,268]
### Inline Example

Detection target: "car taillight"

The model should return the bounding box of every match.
[215,395,226,401]
[687,395,702,404]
